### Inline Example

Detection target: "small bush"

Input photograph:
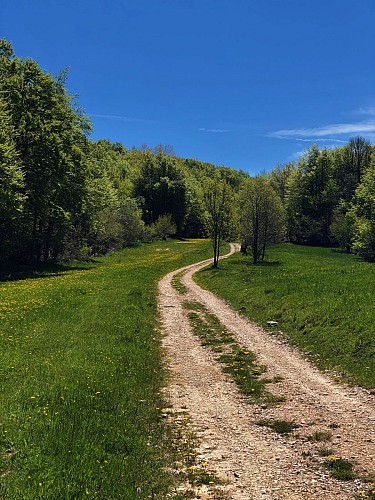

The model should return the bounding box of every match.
[307,430,332,442]
[322,457,354,480]
[256,419,298,435]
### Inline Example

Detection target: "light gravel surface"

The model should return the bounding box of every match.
[158,244,375,499]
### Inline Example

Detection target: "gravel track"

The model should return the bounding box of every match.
[158,244,375,499]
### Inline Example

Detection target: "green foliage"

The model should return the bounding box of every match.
[0,96,25,260]
[351,160,375,261]
[0,39,247,264]
[239,176,285,263]
[283,139,374,252]
[5,36,375,267]
[91,198,145,254]
[183,177,208,238]
[256,419,298,434]
[268,162,296,204]
[0,239,216,498]
[286,146,338,246]
[196,244,375,388]
[322,457,355,480]
[153,213,177,240]
[184,302,277,404]
[203,179,235,267]
[134,151,187,233]
[330,202,354,253]
[182,157,248,191]
[0,39,90,262]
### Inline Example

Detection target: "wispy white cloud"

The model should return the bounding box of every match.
[198,127,231,133]
[294,138,346,143]
[355,106,375,116]
[89,113,164,124]
[269,120,374,140]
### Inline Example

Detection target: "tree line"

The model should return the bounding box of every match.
[0,39,247,264]
[189,136,375,266]
[1,38,375,266]
[270,138,375,260]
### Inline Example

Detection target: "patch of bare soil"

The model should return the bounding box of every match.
[158,244,375,499]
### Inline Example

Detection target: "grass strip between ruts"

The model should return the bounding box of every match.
[183,301,283,405]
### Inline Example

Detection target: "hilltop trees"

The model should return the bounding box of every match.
[0,39,254,265]
[0,36,247,264]
[3,38,375,266]
[133,151,187,234]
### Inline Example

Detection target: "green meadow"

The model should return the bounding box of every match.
[0,239,216,499]
[197,244,375,389]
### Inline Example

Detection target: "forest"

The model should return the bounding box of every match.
[1,38,375,265]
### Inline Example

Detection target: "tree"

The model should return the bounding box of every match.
[349,136,372,185]
[0,39,90,261]
[285,146,337,246]
[240,177,284,264]
[203,179,234,268]
[133,151,187,234]
[330,138,372,207]
[90,198,145,254]
[153,214,177,240]
[0,95,25,260]
[350,156,375,261]
[329,201,354,253]
[268,162,296,205]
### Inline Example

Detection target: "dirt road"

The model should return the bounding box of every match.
[158,244,375,499]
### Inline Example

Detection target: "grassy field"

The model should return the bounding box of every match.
[0,239,219,499]
[197,243,375,389]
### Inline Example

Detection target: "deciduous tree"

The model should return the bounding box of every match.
[350,156,375,261]
[134,151,187,234]
[0,95,25,260]
[203,179,234,268]
[0,39,90,261]
[240,177,284,264]
[153,213,177,240]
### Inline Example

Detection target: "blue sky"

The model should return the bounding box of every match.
[1,0,374,175]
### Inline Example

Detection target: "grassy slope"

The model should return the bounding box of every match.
[0,239,221,499]
[196,243,375,388]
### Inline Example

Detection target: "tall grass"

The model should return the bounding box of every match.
[196,244,375,388]
[0,239,216,499]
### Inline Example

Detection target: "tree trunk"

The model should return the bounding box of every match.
[253,213,259,264]
[213,229,218,268]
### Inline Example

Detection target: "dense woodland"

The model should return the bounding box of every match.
[1,38,375,265]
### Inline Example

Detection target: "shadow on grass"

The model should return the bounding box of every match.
[256,260,281,267]
[237,259,282,267]
[199,258,282,273]
[0,261,97,283]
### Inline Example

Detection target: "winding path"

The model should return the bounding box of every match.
[158,244,375,499]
